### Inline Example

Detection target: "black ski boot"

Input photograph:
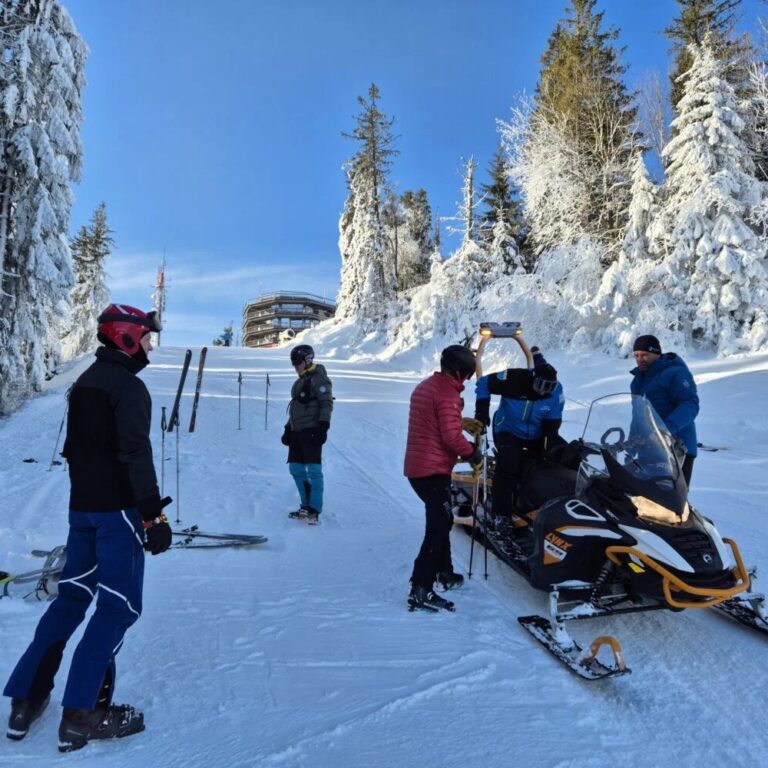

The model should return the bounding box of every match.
[408,585,455,612]
[437,571,464,590]
[7,695,50,740]
[58,704,145,752]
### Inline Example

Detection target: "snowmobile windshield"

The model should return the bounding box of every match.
[576,394,688,515]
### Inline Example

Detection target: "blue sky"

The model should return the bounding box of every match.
[65,0,765,347]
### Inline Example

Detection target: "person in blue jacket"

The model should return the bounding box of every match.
[474,349,565,519]
[630,334,699,486]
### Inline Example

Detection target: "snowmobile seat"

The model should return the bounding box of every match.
[517,458,578,511]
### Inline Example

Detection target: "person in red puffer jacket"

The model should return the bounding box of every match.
[404,345,482,612]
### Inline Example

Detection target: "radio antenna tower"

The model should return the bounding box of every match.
[153,258,166,346]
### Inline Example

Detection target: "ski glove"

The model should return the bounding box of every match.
[144,517,172,555]
[137,493,173,556]
[281,427,292,446]
[474,399,491,427]
[316,421,330,445]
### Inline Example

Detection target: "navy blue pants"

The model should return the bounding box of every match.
[4,510,145,710]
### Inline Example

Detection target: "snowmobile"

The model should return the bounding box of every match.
[451,324,768,680]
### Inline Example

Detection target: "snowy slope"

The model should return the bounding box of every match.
[2,339,768,768]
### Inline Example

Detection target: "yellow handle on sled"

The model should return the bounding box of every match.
[581,635,628,672]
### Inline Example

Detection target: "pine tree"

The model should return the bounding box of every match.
[60,202,113,359]
[531,0,637,257]
[656,42,768,351]
[0,0,87,413]
[399,188,433,290]
[665,0,749,112]
[479,146,526,272]
[336,84,398,325]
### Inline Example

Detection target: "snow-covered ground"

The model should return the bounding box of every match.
[2,334,768,767]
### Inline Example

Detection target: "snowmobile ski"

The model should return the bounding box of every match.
[166,349,193,433]
[697,443,727,452]
[712,593,768,636]
[188,346,208,433]
[171,525,267,545]
[518,615,630,680]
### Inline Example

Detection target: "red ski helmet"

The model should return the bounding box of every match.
[97,304,162,354]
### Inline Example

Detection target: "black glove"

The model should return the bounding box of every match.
[316,421,330,445]
[137,492,173,556]
[474,399,491,427]
[281,427,292,446]
[144,519,172,555]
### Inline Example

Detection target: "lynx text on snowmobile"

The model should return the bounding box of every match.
[452,328,766,680]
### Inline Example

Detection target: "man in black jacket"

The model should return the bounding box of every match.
[282,344,333,524]
[4,304,172,752]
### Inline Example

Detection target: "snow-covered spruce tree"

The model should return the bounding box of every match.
[479,146,526,272]
[665,0,751,113]
[392,159,502,348]
[655,42,768,352]
[587,151,668,352]
[0,0,86,414]
[524,0,638,261]
[336,84,398,328]
[398,188,433,291]
[60,202,113,360]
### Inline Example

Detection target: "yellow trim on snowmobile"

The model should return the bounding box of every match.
[581,635,628,673]
[605,538,750,609]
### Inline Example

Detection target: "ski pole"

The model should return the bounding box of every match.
[481,432,489,580]
[237,372,242,430]
[264,373,270,431]
[47,387,71,472]
[174,409,181,524]
[160,407,167,496]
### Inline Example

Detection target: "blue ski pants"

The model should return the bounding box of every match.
[288,463,324,514]
[4,509,145,710]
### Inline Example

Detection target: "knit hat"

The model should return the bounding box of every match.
[633,334,662,355]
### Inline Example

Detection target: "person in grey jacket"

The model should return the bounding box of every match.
[282,344,333,523]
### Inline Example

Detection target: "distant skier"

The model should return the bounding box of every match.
[404,345,482,612]
[630,334,699,486]
[474,347,564,520]
[4,304,172,752]
[282,344,333,524]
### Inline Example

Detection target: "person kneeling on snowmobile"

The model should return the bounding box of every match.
[474,348,565,521]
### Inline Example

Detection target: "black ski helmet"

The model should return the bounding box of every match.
[532,363,558,395]
[290,344,314,366]
[440,345,476,379]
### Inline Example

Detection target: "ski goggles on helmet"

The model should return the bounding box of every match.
[532,376,556,395]
[98,309,162,333]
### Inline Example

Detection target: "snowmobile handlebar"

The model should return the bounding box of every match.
[475,322,533,378]
[605,538,751,610]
